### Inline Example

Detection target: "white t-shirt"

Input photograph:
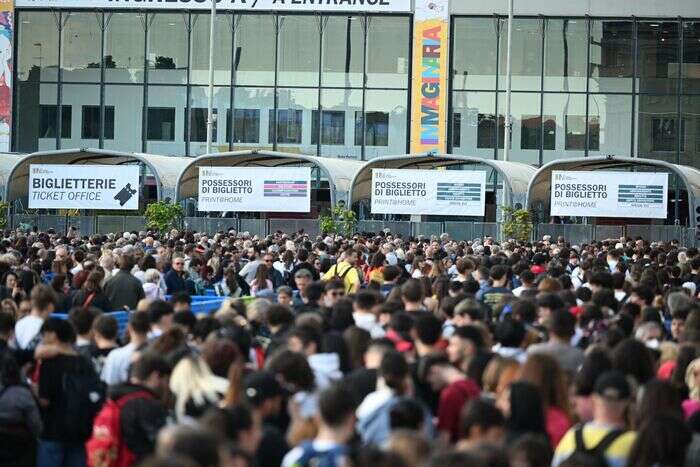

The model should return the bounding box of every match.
[14,315,44,349]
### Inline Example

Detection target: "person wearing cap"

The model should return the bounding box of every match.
[244,371,288,467]
[552,371,636,467]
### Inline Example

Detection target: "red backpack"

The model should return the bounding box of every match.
[86,390,153,467]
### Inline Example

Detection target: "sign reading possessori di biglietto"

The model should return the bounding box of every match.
[550,170,668,219]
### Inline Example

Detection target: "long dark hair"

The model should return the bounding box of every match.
[627,414,691,467]
[506,382,548,444]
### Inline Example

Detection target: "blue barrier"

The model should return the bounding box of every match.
[52,310,131,337]
[204,289,217,297]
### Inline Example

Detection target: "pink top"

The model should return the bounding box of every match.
[546,406,572,447]
[251,279,273,295]
[682,399,700,420]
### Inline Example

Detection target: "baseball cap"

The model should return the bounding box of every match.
[244,371,284,406]
[594,370,631,402]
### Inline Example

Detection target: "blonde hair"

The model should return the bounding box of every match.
[685,357,700,400]
[169,356,229,420]
[144,268,161,284]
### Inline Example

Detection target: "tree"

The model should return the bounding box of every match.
[319,204,357,237]
[144,201,183,234]
[501,206,533,242]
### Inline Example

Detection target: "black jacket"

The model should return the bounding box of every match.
[109,383,167,461]
[104,271,145,311]
[72,289,113,313]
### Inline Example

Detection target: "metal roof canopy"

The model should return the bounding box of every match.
[5,148,191,204]
[176,150,364,206]
[349,154,537,207]
[526,156,700,227]
[0,153,27,202]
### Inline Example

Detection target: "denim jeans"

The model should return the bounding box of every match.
[37,440,86,467]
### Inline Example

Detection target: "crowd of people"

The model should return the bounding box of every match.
[0,226,700,467]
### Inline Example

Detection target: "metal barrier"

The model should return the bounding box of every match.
[10,213,699,246]
[412,222,444,238]
[269,218,319,237]
[536,224,593,246]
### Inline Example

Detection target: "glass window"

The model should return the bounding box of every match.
[636,94,678,162]
[322,16,364,87]
[451,91,497,158]
[366,17,410,88]
[269,109,303,144]
[544,19,588,92]
[355,111,388,146]
[542,93,586,162]
[190,13,232,85]
[147,13,189,85]
[497,92,541,164]
[232,87,274,150]
[362,89,407,158]
[61,84,99,148]
[320,89,362,158]
[651,118,683,152]
[637,22,679,94]
[589,20,633,93]
[681,96,700,166]
[312,111,345,145]
[104,85,143,152]
[189,86,229,155]
[274,88,316,153]
[234,15,276,86]
[104,13,146,83]
[18,11,59,82]
[227,109,259,144]
[81,105,114,140]
[499,18,542,91]
[477,114,504,149]
[565,116,586,150]
[452,18,498,90]
[40,105,71,139]
[61,12,102,83]
[15,83,58,152]
[187,108,211,143]
[147,108,175,141]
[452,113,461,148]
[278,16,320,87]
[682,22,700,94]
[588,94,632,157]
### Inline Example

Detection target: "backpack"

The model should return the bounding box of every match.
[565,425,624,467]
[291,441,347,467]
[59,357,106,442]
[86,390,154,467]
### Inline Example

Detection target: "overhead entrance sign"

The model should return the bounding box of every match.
[550,170,668,219]
[15,0,412,12]
[29,164,140,210]
[198,166,310,212]
[371,168,486,216]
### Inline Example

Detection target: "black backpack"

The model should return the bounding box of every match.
[58,357,106,442]
[565,425,624,467]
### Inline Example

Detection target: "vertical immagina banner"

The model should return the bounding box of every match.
[410,0,449,154]
[0,0,12,151]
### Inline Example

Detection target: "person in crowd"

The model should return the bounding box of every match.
[104,254,145,311]
[0,226,700,466]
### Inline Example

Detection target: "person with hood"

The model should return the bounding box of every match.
[287,325,342,389]
[356,350,433,446]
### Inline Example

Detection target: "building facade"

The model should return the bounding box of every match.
[8,0,700,169]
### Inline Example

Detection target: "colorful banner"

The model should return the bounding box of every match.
[410,0,448,154]
[29,164,140,210]
[198,166,311,212]
[16,0,411,12]
[371,169,486,216]
[0,0,12,152]
[550,171,669,219]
